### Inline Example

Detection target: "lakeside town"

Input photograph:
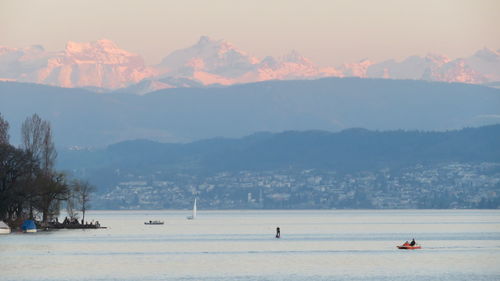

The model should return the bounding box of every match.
[92,162,500,210]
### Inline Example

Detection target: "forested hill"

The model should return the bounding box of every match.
[59,124,500,174]
[2,77,500,147]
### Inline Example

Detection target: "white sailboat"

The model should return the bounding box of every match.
[187,198,197,220]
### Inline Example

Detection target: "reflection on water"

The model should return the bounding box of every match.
[1,210,499,281]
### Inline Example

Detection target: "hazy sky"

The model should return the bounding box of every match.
[1,0,498,66]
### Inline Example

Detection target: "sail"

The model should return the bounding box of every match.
[187,198,197,220]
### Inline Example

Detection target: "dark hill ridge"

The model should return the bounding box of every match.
[58,124,500,174]
[1,77,500,147]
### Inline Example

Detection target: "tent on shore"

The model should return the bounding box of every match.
[22,220,37,233]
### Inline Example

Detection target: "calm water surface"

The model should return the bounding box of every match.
[1,210,499,281]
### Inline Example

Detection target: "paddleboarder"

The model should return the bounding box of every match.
[276,227,280,238]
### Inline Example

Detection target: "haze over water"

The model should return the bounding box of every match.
[1,210,499,281]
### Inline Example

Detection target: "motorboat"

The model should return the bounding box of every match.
[144,220,164,225]
[397,242,421,250]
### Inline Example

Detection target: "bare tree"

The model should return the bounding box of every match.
[21,114,56,172]
[41,124,57,172]
[0,113,9,145]
[73,180,95,224]
[21,114,63,223]
[21,114,44,158]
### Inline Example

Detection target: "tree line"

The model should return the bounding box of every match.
[0,113,94,227]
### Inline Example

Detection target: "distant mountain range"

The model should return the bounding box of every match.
[58,124,500,174]
[1,78,499,147]
[1,36,499,93]
[0,40,155,89]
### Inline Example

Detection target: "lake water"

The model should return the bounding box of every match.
[1,210,499,281]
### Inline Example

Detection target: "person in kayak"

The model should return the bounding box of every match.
[410,238,416,246]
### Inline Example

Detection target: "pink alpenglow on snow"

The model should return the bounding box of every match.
[37,39,157,89]
[157,38,342,86]
[0,36,499,92]
[0,39,157,89]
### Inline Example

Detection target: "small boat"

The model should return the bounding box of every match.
[0,221,11,234]
[22,220,37,233]
[187,198,197,220]
[144,220,164,225]
[397,243,421,250]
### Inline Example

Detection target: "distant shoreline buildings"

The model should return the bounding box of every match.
[92,162,500,210]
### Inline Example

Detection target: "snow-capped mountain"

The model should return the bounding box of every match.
[155,36,336,87]
[114,76,205,95]
[0,39,156,88]
[464,48,500,82]
[0,45,49,81]
[422,59,488,84]
[255,51,341,81]
[158,36,259,79]
[357,53,488,83]
[338,59,374,78]
[154,37,498,90]
[0,36,499,92]
[364,54,450,80]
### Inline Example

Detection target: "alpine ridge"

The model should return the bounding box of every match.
[1,36,499,92]
[0,39,156,89]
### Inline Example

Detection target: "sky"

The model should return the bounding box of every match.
[1,0,499,66]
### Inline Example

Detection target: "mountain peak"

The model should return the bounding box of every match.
[1,37,499,91]
[339,59,374,77]
[197,35,215,45]
[424,53,450,64]
[93,38,120,50]
[283,50,308,63]
[473,47,499,61]
[28,45,45,52]
[193,35,238,53]
[32,39,154,89]
[159,36,259,81]
[65,39,124,53]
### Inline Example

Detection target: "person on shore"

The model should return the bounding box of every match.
[276,227,280,238]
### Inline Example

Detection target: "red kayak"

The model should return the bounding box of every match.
[397,243,421,250]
